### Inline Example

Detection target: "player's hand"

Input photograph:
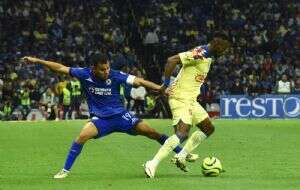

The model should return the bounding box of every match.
[159,85,173,97]
[159,85,167,94]
[164,87,173,96]
[21,56,40,64]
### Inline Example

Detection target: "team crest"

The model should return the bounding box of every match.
[106,79,112,85]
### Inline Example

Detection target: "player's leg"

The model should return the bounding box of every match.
[133,121,183,153]
[179,118,214,157]
[175,102,215,161]
[144,99,193,177]
[118,111,181,152]
[54,122,98,179]
[144,120,191,178]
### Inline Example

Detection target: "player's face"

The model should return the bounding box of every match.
[92,62,110,80]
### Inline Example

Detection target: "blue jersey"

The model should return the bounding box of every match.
[69,67,135,118]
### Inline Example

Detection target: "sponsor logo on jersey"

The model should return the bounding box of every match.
[89,87,112,95]
[195,74,206,83]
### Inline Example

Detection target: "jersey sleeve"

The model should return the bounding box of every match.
[178,51,198,66]
[179,45,209,66]
[69,67,88,80]
[115,71,136,85]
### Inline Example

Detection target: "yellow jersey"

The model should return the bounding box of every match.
[169,48,212,102]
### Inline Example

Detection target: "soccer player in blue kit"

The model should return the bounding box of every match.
[22,53,198,179]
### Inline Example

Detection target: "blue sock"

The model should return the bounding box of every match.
[63,141,83,171]
[158,134,182,153]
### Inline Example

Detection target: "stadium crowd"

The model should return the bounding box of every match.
[0,0,299,120]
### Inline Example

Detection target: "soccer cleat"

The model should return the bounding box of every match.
[186,153,199,162]
[54,169,69,179]
[143,161,156,178]
[172,155,189,172]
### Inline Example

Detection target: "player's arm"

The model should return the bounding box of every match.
[132,77,161,91]
[21,56,70,76]
[162,54,181,88]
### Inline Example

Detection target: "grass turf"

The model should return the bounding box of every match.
[0,119,299,190]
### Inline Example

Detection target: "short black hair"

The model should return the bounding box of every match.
[90,52,109,66]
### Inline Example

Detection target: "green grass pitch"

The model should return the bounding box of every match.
[0,119,299,190]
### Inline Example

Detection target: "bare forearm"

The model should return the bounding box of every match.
[35,59,70,75]
[142,80,161,91]
[164,62,177,79]
[134,78,160,91]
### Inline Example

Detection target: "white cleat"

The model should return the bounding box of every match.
[143,161,156,178]
[54,169,69,179]
[171,154,189,172]
[186,153,199,162]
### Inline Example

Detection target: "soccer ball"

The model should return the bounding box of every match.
[201,156,223,177]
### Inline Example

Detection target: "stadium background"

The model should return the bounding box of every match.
[0,0,299,120]
[0,1,299,190]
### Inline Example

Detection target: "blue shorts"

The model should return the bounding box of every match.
[91,111,141,138]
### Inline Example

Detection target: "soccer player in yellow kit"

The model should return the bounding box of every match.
[144,35,230,178]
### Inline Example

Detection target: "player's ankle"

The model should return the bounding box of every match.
[177,149,188,159]
[62,168,70,172]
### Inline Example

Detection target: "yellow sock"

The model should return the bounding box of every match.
[153,134,180,164]
[182,130,207,155]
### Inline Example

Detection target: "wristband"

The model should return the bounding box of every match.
[163,79,171,87]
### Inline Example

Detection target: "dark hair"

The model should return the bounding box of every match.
[213,31,229,41]
[90,52,109,66]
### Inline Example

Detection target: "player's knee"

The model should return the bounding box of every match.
[205,123,215,136]
[197,119,215,137]
[77,132,92,144]
[175,131,188,143]
[175,120,190,143]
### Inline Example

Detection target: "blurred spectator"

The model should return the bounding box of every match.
[130,70,147,116]
[70,78,81,119]
[123,83,133,111]
[144,28,159,45]
[259,73,273,94]
[143,28,160,72]
[131,84,147,115]
[230,79,245,95]
[19,86,31,119]
[295,63,300,78]
[262,53,273,74]
[62,83,72,120]
[198,80,214,109]
[40,88,59,120]
[112,28,125,47]
[247,80,261,96]
[292,79,300,94]
[276,74,294,94]
[1,101,13,120]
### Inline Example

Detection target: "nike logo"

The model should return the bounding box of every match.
[85,77,95,83]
